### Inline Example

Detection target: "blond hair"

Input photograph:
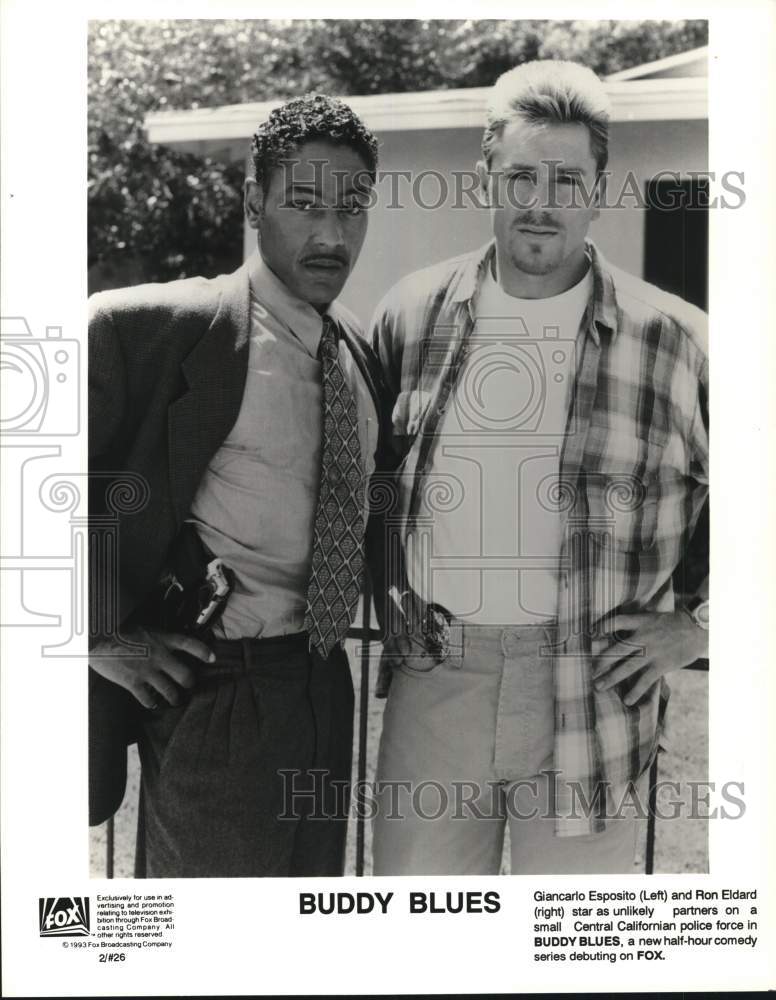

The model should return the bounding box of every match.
[482,60,612,174]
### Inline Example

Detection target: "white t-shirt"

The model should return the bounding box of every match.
[408,263,593,624]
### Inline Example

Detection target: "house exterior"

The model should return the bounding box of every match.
[145,46,708,324]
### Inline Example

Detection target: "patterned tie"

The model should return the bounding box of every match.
[304,315,366,658]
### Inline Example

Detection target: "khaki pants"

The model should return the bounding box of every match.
[373,623,640,875]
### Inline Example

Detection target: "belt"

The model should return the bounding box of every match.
[197,631,311,680]
[417,598,557,665]
[430,600,556,631]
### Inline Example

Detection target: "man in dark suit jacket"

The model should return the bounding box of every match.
[89,94,387,878]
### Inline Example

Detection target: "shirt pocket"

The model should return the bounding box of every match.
[583,428,666,552]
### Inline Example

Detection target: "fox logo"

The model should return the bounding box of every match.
[39,897,90,937]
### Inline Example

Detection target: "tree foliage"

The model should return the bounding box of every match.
[88,18,708,287]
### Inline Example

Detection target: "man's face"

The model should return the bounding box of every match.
[478,119,601,291]
[245,139,371,309]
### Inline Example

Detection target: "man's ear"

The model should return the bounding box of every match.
[476,159,492,207]
[244,178,264,230]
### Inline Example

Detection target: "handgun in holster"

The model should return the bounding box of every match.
[155,523,235,636]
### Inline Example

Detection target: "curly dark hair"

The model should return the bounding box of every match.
[250,93,379,192]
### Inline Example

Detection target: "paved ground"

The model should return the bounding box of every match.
[90,643,708,878]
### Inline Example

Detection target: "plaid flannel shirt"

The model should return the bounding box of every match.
[369,240,708,836]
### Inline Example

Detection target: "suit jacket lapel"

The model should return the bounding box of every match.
[167,265,251,530]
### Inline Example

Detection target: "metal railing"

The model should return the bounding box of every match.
[644,658,708,875]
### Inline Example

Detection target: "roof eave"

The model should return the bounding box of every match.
[606,44,708,81]
[145,77,708,146]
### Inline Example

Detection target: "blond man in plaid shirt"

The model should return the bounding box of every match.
[369,60,709,875]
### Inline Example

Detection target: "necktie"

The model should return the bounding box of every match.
[304,315,366,658]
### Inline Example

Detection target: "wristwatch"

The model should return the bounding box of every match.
[683,596,709,631]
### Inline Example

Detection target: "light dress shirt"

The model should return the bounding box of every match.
[189,252,377,639]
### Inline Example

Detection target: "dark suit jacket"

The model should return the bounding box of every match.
[88,262,391,824]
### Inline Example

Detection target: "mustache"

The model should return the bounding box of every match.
[514,215,562,230]
[301,250,349,266]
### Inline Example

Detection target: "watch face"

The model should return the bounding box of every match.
[694,601,710,628]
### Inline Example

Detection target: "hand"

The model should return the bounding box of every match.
[381,588,429,670]
[90,626,215,708]
[592,610,708,706]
